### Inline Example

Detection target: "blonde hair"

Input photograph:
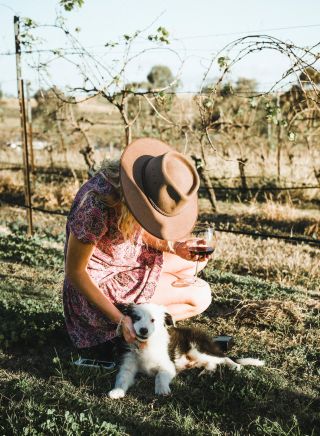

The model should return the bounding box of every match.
[95,158,140,241]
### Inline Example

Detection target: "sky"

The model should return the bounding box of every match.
[1,0,320,96]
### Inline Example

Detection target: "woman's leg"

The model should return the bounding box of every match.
[150,253,212,321]
[160,252,208,278]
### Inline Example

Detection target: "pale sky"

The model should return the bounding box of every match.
[1,0,320,96]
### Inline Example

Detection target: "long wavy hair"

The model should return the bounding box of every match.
[95,158,140,241]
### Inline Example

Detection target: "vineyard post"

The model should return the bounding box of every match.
[26,81,35,176]
[276,93,283,182]
[14,16,33,235]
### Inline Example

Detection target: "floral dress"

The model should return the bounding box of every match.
[63,173,163,348]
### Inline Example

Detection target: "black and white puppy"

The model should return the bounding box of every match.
[108,303,264,399]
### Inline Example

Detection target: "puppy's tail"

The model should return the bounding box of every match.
[236,358,265,367]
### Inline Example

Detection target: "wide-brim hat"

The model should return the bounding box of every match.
[120,138,200,240]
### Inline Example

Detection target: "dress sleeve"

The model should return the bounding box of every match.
[68,190,109,245]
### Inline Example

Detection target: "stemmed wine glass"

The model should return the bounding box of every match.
[172,223,217,287]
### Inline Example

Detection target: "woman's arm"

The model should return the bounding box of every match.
[141,231,174,253]
[65,232,136,343]
[142,230,210,262]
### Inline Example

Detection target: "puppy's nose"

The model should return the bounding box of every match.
[140,327,148,336]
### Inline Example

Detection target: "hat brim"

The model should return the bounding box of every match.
[120,138,198,241]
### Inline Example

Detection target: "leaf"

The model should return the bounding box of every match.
[105,41,118,48]
[59,0,84,11]
[218,56,229,69]
[23,17,36,28]
[288,131,296,142]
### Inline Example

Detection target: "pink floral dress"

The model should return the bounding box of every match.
[63,173,163,348]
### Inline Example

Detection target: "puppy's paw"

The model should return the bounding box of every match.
[202,364,217,375]
[198,366,217,376]
[230,363,241,372]
[155,384,171,396]
[108,388,126,399]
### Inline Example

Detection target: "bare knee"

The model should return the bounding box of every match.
[189,282,212,315]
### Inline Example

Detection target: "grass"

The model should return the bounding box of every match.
[0,218,319,435]
[213,233,320,289]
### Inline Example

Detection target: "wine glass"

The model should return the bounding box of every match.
[172,223,217,287]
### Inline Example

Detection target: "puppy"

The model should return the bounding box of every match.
[108,303,264,399]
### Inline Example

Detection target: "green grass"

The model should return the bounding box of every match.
[0,229,319,435]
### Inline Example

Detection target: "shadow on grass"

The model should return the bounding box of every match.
[1,307,319,436]
[0,298,69,369]
[126,369,320,435]
[201,211,318,237]
[1,355,319,436]
[0,293,319,435]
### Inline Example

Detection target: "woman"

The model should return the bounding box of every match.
[64,138,212,354]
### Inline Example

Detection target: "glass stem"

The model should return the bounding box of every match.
[195,260,199,278]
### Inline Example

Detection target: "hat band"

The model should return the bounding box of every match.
[141,159,185,218]
[146,193,177,217]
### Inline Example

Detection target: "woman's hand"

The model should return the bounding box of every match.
[173,239,212,262]
[121,315,136,344]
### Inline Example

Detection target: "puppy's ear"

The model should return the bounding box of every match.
[164,312,175,327]
[116,303,134,317]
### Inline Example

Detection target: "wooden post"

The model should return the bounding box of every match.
[20,80,33,235]
[276,94,282,183]
[238,158,248,192]
[26,81,35,174]
[14,16,33,235]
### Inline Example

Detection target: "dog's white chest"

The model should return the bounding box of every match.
[136,342,173,375]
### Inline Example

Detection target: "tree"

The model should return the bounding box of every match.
[33,87,74,132]
[235,77,257,94]
[147,65,178,91]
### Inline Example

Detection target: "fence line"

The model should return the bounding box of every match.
[200,185,320,192]
[210,226,320,247]
[1,200,68,216]
[1,165,318,191]
[1,199,319,248]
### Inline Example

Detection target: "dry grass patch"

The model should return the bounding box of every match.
[0,170,24,195]
[233,299,304,329]
[31,180,80,211]
[0,172,79,212]
[213,232,320,289]
[221,199,320,223]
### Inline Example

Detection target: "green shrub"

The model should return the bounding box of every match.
[0,296,64,348]
[0,233,63,269]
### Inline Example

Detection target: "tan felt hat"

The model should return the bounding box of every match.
[120,137,200,240]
